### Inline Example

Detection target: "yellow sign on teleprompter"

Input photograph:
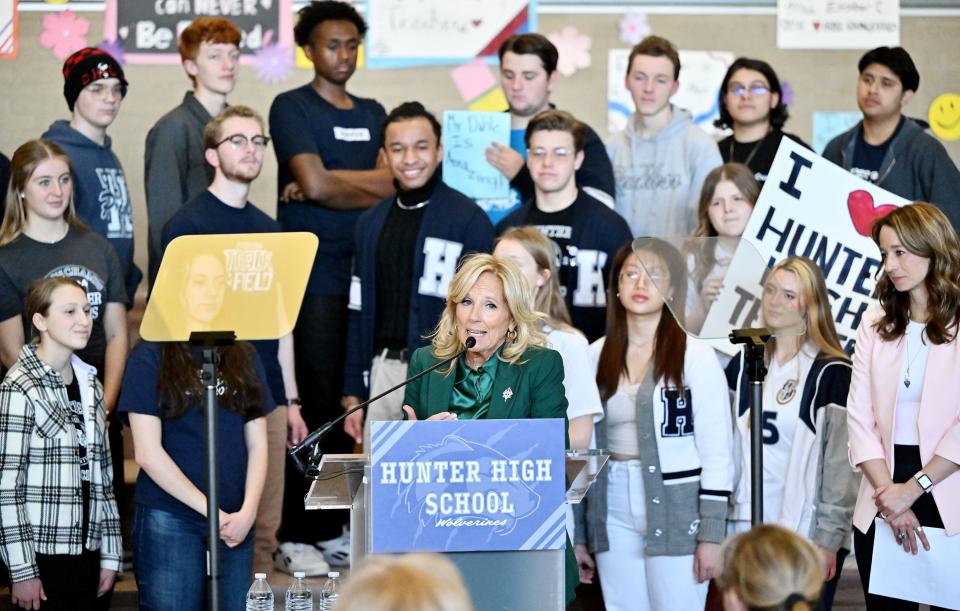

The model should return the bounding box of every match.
[141,232,317,342]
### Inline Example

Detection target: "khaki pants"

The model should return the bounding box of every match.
[362,352,409,451]
[253,405,287,573]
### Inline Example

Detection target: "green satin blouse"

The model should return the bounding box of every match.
[448,349,502,420]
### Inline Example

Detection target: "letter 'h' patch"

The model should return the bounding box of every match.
[660,387,694,437]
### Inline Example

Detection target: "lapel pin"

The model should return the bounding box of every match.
[502,387,513,401]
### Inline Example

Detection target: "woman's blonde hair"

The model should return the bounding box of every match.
[1,139,86,247]
[495,227,573,329]
[765,256,849,362]
[333,553,474,611]
[717,525,823,611]
[432,253,546,372]
[870,202,960,344]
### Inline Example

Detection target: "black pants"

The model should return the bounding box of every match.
[32,549,101,611]
[278,294,353,543]
[854,445,948,611]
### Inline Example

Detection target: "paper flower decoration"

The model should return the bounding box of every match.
[254,43,293,85]
[96,39,126,65]
[619,11,651,45]
[40,10,89,61]
[547,26,591,78]
[781,81,795,107]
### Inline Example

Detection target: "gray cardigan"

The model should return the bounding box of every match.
[573,370,728,556]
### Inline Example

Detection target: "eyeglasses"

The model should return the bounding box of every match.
[216,134,271,150]
[527,147,572,161]
[621,269,664,283]
[727,83,770,97]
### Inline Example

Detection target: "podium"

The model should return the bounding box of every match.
[304,448,607,611]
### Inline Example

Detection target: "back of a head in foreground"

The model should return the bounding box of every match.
[717,525,824,611]
[333,553,475,611]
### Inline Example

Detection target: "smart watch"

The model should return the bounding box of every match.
[914,471,934,493]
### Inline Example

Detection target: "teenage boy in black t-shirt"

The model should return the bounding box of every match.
[823,46,960,229]
[496,110,632,342]
[268,0,393,575]
[715,58,809,185]
[483,33,615,223]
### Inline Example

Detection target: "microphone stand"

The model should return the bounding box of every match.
[290,337,476,477]
[729,327,770,526]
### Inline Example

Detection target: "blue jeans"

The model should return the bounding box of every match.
[133,505,254,611]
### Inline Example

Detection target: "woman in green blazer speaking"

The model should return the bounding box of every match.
[401,253,568,424]
[400,252,577,603]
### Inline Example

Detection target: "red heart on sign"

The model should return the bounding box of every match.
[813,21,821,30]
[472,19,482,27]
[847,190,897,237]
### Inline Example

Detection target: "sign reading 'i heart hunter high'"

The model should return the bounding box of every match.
[703,137,909,354]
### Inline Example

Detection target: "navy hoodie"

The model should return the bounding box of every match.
[43,120,141,301]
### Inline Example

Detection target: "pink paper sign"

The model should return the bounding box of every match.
[451,58,497,102]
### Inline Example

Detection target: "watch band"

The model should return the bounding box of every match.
[287,397,302,406]
[914,471,933,493]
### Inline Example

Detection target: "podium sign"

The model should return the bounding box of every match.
[370,419,566,554]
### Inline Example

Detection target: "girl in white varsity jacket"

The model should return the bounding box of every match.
[573,241,734,611]
[725,256,857,611]
[0,277,121,610]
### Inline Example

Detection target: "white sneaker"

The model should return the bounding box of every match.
[315,527,350,566]
[273,542,330,576]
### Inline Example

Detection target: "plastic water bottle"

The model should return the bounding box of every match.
[285,571,313,611]
[318,571,341,611]
[246,572,274,611]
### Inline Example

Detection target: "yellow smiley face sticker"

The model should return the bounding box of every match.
[929,93,960,141]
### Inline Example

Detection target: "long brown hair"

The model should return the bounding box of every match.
[871,202,960,344]
[495,227,573,328]
[689,163,759,292]
[764,256,849,362]
[596,240,687,402]
[1,139,86,246]
[158,342,264,420]
[25,276,87,345]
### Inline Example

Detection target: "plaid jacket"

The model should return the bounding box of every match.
[0,345,122,582]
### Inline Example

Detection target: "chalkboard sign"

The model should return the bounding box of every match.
[103,0,293,64]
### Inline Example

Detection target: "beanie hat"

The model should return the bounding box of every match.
[62,47,129,112]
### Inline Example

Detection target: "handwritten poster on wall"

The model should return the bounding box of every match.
[103,0,293,64]
[365,0,537,68]
[608,48,734,136]
[777,0,899,49]
[442,111,511,199]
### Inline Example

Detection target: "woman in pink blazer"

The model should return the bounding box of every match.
[847,202,960,611]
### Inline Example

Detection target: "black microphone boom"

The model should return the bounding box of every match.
[289,336,477,476]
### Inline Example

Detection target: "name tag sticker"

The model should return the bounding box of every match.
[333,127,372,142]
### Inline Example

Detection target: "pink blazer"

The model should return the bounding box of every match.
[848,306,960,536]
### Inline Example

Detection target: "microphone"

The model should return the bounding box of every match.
[290,336,477,476]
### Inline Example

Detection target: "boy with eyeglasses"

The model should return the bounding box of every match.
[43,47,140,303]
[483,33,615,223]
[608,36,722,241]
[823,46,960,230]
[496,110,631,342]
[145,17,242,291]
[715,58,809,185]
